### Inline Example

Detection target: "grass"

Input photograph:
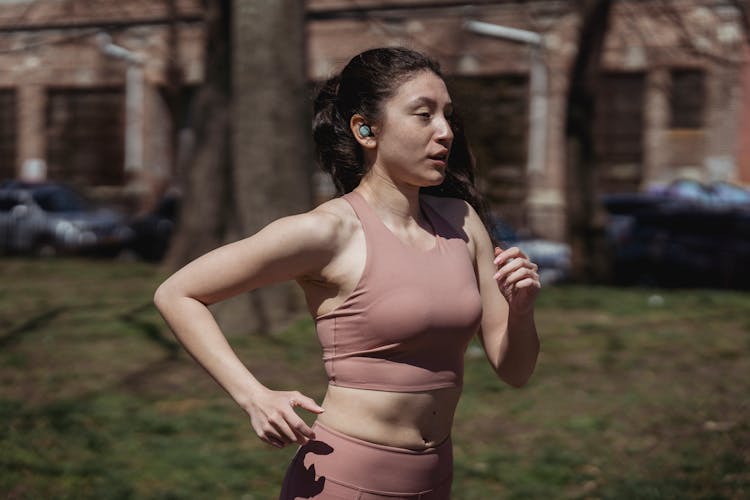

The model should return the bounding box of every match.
[1,258,748,499]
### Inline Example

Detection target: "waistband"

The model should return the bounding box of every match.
[300,421,453,494]
[314,421,451,454]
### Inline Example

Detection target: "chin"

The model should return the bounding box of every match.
[418,180,446,192]
[428,169,447,185]
[405,167,446,188]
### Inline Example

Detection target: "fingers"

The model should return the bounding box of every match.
[492,246,541,313]
[253,412,288,448]
[291,392,326,415]
[250,390,324,448]
[269,412,305,445]
[288,392,324,442]
[288,416,317,443]
[493,256,523,281]
[499,264,539,285]
[493,247,537,283]
[515,277,541,289]
[257,411,307,448]
[494,246,528,265]
[267,436,285,448]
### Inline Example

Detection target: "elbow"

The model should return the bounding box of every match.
[499,369,535,389]
[509,373,534,389]
[153,280,175,313]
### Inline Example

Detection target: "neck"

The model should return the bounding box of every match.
[355,171,423,224]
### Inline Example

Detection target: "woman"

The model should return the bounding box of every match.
[154,47,540,499]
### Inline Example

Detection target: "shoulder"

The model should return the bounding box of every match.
[230,195,358,279]
[289,195,359,252]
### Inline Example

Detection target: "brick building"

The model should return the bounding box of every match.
[1,0,748,240]
[310,0,749,239]
[0,0,204,208]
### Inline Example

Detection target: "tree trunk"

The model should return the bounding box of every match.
[565,0,613,283]
[227,0,312,335]
[165,0,311,336]
[164,0,231,268]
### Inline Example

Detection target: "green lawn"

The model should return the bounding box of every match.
[1,258,748,499]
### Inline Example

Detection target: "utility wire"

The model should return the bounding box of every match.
[0,29,100,54]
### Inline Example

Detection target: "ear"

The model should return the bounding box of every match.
[350,114,377,150]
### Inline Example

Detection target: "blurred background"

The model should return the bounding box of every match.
[1,1,749,498]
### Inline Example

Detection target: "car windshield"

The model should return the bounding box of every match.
[667,180,712,202]
[711,182,750,204]
[32,187,91,212]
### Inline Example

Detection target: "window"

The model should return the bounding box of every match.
[0,89,17,181]
[670,69,705,129]
[448,75,528,169]
[45,88,125,186]
[445,74,529,226]
[595,73,645,192]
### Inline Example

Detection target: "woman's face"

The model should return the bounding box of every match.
[371,71,454,187]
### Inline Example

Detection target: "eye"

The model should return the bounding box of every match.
[416,112,431,120]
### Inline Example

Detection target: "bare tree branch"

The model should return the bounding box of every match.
[658,0,744,67]
[729,0,750,43]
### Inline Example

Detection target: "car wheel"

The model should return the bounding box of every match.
[33,239,58,258]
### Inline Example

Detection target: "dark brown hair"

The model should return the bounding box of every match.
[312,47,492,234]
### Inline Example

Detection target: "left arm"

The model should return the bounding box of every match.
[467,206,541,388]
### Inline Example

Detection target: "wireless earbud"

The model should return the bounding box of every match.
[359,124,372,137]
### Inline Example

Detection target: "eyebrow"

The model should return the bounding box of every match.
[408,97,453,109]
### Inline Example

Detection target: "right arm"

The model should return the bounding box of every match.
[153,209,343,448]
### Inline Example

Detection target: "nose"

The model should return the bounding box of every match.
[435,115,454,145]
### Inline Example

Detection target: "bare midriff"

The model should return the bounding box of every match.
[316,384,462,451]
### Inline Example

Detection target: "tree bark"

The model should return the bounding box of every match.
[227,0,312,335]
[565,0,613,283]
[165,0,311,336]
[164,0,231,268]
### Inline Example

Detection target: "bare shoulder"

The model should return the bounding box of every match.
[299,196,360,250]
[240,197,353,257]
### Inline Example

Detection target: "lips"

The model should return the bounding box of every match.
[428,150,449,162]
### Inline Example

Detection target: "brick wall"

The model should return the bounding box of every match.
[0,0,204,202]
[0,0,747,237]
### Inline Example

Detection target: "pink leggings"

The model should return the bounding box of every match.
[279,422,452,499]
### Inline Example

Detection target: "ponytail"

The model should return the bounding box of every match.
[312,75,365,193]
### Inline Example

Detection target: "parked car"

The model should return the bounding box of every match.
[604,179,750,215]
[602,179,750,288]
[125,193,179,262]
[0,180,133,257]
[491,217,571,285]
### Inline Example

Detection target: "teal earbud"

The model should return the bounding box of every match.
[359,124,372,137]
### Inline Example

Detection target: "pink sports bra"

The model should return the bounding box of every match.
[315,190,483,392]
